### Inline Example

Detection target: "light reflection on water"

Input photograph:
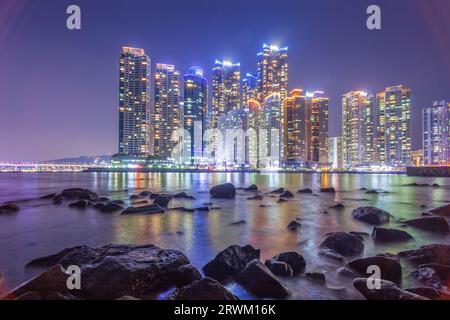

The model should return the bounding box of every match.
[0,172,449,299]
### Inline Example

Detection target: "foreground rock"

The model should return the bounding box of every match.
[265,252,306,276]
[348,255,402,284]
[320,232,364,257]
[0,203,20,214]
[121,204,165,215]
[209,183,236,199]
[319,248,346,262]
[372,227,413,242]
[60,188,98,201]
[153,195,171,207]
[353,278,428,300]
[425,204,450,217]
[264,260,293,277]
[405,287,443,299]
[352,206,390,225]
[202,245,260,282]
[68,200,92,209]
[168,277,238,300]
[236,260,291,299]
[174,264,202,288]
[22,244,190,299]
[404,216,449,233]
[398,244,450,265]
[413,266,448,290]
[419,263,450,281]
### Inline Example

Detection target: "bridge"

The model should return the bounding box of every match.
[0,161,106,172]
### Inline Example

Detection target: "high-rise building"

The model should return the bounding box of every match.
[216,108,248,165]
[242,73,259,107]
[210,60,240,129]
[247,99,266,168]
[183,67,208,164]
[118,47,151,156]
[306,91,329,166]
[328,137,343,169]
[154,63,181,159]
[383,85,412,167]
[257,44,288,103]
[264,92,283,168]
[374,92,386,164]
[422,100,449,165]
[283,89,307,166]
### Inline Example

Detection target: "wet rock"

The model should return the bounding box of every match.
[121,204,164,215]
[202,244,260,282]
[174,264,202,288]
[110,200,125,205]
[168,277,239,300]
[15,291,43,300]
[153,195,171,207]
[117,295,140,300]
[365,190,379,194]
[209,183,236,199]
[68,200,92,209]
[0,203,19,213]
[352,206,391,225]
[404,216,449,233]
[419,263,450,281]
[129,195,141,200]
[349,231,370,238]
[372,227,413,242]
[320,232,364,257]
[348,255,402,284]
[247,195,263,200]
[92,202,124,213]
[425,204,450,217]
[230,220,246,225]
[353,278,428,300]
[60,188,98,201]
[264,260,293,277]
[195,207,210,211]
[305,272,326,284]
[271,252,306,275]
[52,195,63,205]
[337,267,359,278]
[173,192,195,200]
[138,191,152,197]
[287,220,301,231]
[404,183,432,187]
[330,203,345,209]
[413,266,447,290]
[298,188,313,194]
[280,191,294,198]
[97,197,110,202]
[319,248,346,262]
[270,188,285,194]
[40,193,57,199]
[277,198,288,203]
[236,260,291,299]
[398,244,450,265]
[405,287,441,299]
[320,187,335,193]
[244,184,258,192]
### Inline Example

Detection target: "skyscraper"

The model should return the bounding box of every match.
[118,47,151,156]
[242,73,259,107]
[154,63,181,159]
[264,92,282,168]
[422,100,449,165]
[210,60,240,129]
[247,99,266,168]
[374,92,386,164]
[283,89,307,165]
[383,85,412,167]
[183,67,208,164]
[257,44,288,103]
[306,91,329,166]
[328,137,343,169]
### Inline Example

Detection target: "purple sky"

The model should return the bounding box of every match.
[0,0,449,161]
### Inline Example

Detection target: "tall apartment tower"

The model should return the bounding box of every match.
[154,63,181,159]
[257,44,288,103]
[247,99,266,169]
[118,47,151,156]
[422,100,449,165]
[307,91,329,166]
[242,73,259,107]
[283,89,307,165]
[210,60,241,129]
[264,92,283,168]
[383,85,412,167]
[183,67,208,164]
[374,92,387,164]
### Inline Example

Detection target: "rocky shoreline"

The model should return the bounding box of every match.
[1,183,450,300]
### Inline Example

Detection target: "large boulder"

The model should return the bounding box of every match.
[236,260,291,299]
[320,232,364,257]
[121,204,165,215]
[398,244,450,265]
[405,287,443,300]
[0,203,19,214]
[352,206,390,225]
[319,248,346,262]
[353,278,428,300]
[372,227,413,242]
[209,183,236,199]
[348,255,402,284]
[412,266,450,292]
[419,263,450,281]
[60,188,98,201]
[202,245,260,282]
[68,200,92,209]
[264,260,293,277]
[168,277,238,300]
[269,252,306,275]
[23,244,190,299]
[426,204,450,217]
[404,216,449,233]
[153,196,171,207]
[173,264,202,288]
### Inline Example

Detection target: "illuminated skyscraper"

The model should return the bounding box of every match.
[383,85,412,167]
[264,92,282,168]
[257,44,288,103]
[283,89,307,166]
[242,73,259,107]
[210,60,240,129]
[328,137,343,169]
[306,91,329,166]
[183,67,208,164]
[247,99,266,168]
[422,100,449,165]
[118,47,151,156]
[154,63,181,159]
[374,92,386,164]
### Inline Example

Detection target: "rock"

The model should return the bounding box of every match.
[352,206,391,225]
[230,220,246,225]
[270,252,306,275]
[195,207,210,211]
[425,204,450,217]
[52,195,63,205]
[298,188,313,194]
[149,193,172,199]
[398,244,450,265]
[277,198,288,203]
[319,248,346,262]
[404,216,449,233]
[405,287,441,299]
[15,291,43,300]
[247,195,263,200]
[337,267,359,278]
[280,191,294,198]
[117,295,140,300]
[23,244,190,299]
[236,260,291,299]
[372,227,413,242]
[348,255,402,284]
[173,192,195,200]
[68,200,92,209]
[244,184,258,191]
[419,263,450,281]
[320,187,335,193]
[305,272,326,284]
[98,197,110,202]
[209,183,236,199]
[92,202,124,213]
[0,203,19,213]
[40,193,57,199]
[129,195,140,200]
[168,277,239,300]
[320,232,364,257]
[174,264,202,288]
[60,188,98,201]
[153,195,171,207]
[264,260,293,277]
[413,267,447,290]
[270,188,285,194]
[121,204,165,215]
[365,189,379,194]
[287,220,301,231]
[353,278,428,300]
[110,200,125,205]
[138,191,152,197]
[202,244,260,282]
[349,231,370,238]
[330,203,345,209]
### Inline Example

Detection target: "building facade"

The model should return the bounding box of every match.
[307,91,329,166]
[242,73,259,107]
[257,44,288,103]
[422,100,449,165]
[283,89,307,166]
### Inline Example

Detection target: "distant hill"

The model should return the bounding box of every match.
[41,155,111,165]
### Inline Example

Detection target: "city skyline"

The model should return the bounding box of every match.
[1,0,449,161]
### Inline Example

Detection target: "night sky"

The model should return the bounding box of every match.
[0,0,449,161]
